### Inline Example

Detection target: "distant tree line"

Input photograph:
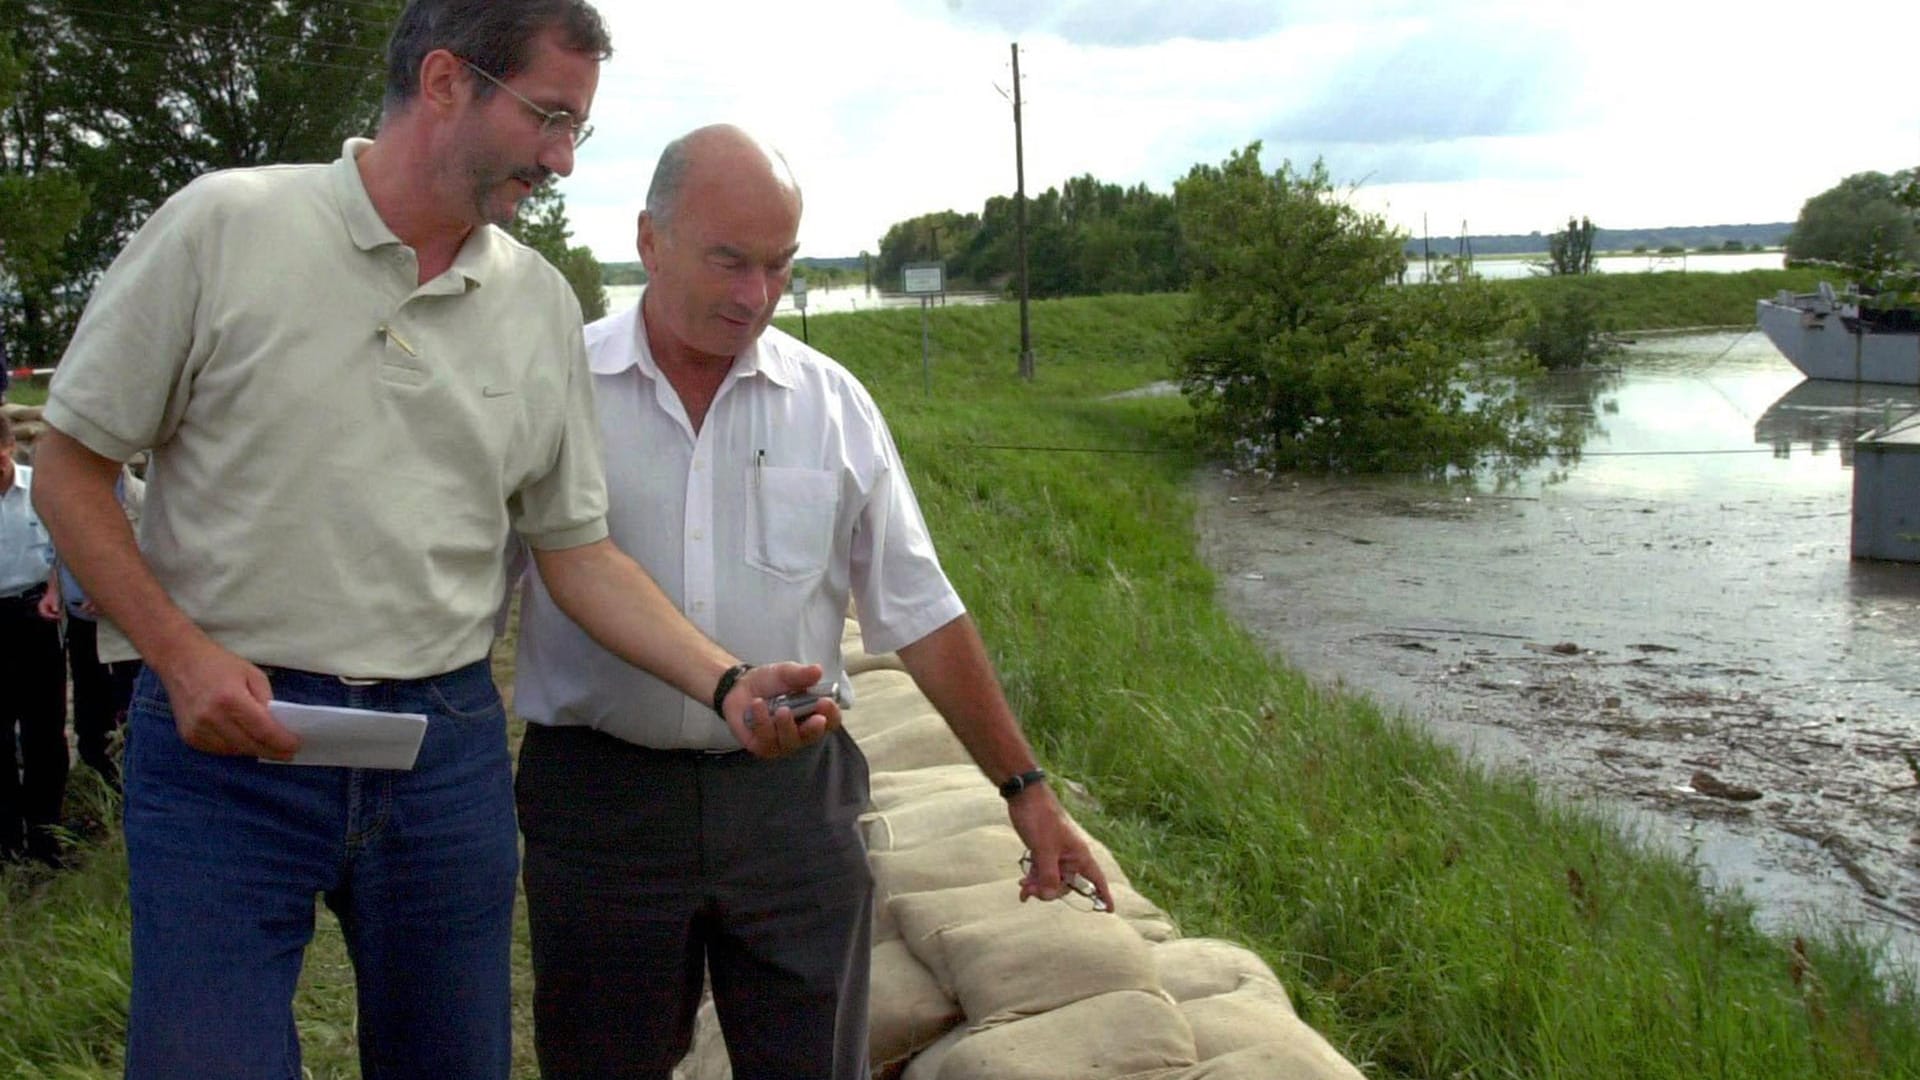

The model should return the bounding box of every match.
[1403,222,1791,259]
[874,175,1186,297]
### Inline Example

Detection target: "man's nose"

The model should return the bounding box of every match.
[539,139,575,179]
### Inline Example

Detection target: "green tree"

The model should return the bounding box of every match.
[1,0,397,367]
[877,175,1185,298]
[1785,169,1920,271]
[1545,215,1596,275]
[508,185,605,320]
[1518,282,1614,370]
[1176,143,1572,474]
[0,37,88,363]
[875,210,979,289]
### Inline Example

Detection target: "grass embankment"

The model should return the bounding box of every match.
[3,281,1914,1078]
[1500,267,1832,331]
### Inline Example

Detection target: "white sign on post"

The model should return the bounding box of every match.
[791,276,808,311]
[902,262,944,296]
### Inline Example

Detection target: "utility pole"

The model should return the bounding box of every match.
[1012,42,1035,380]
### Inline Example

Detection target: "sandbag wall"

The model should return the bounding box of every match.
[674,617,1368,1079]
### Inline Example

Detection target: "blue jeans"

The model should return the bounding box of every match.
[121,660,518,1080]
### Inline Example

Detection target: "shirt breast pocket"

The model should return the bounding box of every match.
[745,465,839,583]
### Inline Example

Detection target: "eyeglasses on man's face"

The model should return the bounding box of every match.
[458,58,594,149]
[1018,852,1111,912]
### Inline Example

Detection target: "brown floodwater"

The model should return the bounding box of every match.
[1195,330,1920,968]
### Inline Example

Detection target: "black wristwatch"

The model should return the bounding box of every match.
[998,767,1047,799]
[712,663,753,718]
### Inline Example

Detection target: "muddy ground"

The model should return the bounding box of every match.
[1196,465,1920,967]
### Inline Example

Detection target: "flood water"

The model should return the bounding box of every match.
[1196,330,1920,965]
[604,283,1000,319]
[1404,249,1784,283]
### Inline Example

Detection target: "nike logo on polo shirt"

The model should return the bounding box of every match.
[481,386,514,398]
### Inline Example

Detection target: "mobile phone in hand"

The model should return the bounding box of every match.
[767,683,837,723]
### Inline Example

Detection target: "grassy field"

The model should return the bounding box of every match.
[4,274,1915,1077]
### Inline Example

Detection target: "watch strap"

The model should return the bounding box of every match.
[999,767,1048,799]
[712,662,754,718]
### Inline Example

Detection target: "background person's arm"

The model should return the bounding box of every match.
[32,428,294,758]
[531,537,837,757]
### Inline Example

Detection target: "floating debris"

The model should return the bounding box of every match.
[1690,770,1763,802]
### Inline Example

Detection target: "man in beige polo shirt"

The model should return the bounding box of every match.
[30,3,835,1077]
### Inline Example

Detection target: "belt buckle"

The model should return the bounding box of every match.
[337,675,382,686]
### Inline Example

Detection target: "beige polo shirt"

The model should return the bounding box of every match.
[47,139,608,677]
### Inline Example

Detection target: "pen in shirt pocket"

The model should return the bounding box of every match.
[755,448,765,486]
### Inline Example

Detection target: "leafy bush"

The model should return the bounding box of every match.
[1174,144,1576,475]
[1519,281,1616,369]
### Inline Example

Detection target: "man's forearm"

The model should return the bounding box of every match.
[531,538,738,705]
[897,614,1039,784]
[32,428,209,674]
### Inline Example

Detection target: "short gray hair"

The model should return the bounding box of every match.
[384,0,612,113]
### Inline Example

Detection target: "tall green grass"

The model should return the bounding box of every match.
[1498,267,1833,331]
[795,293,1917,1077]
[3,287,1912,1077]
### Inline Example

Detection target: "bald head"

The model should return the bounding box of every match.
[644,124,802,236]
[636,124,806,365]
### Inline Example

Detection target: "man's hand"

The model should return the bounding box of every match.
[35,587,61,622]
[722,661,841,759]
[1010,783,1115,912]
[154,637,299,760]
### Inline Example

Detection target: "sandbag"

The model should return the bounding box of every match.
[868,764,986,812]
[669,996,730,1080]
[1111,880,1180,942]
[1172,1021,1368,1080]
[934,990,1198,1080]
[842,618,910,675]
[936,900,1162,1026]
[862,788,1007,853]
[871,825,1025,902]
[870,939,964,1069]
[857,714,973,773]
[891,879,1032,988]
[1178,974,1298,1059]
[900,1024,967,1080]
[843,699,944,744]
[1152,939,1286,1004]
[845,668,922,709]
[892,878,1126,991]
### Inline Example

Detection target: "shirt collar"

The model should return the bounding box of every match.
[592,287,800,390]
[331,137,492,291]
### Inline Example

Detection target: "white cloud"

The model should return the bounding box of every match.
[554,0,1920,261]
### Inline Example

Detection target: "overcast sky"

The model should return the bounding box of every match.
[556,0,1920,263]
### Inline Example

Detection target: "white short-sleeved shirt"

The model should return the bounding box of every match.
[45,139,608,676]
[0,466,54,597]
[514,296,965,749]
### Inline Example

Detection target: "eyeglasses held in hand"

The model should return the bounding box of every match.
[1018,852,1111,912]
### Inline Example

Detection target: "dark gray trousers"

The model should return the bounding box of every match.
[516,724,873,1080]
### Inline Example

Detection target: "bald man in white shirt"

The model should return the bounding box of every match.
[512,124,1113,1080]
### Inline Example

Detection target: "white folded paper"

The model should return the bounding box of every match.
[262,701,429,770]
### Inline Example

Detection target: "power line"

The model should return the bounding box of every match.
[59,5,387,60]
[73,31,385,76]
[187,0,403,29]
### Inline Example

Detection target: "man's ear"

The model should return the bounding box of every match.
[418,49,469,115]
[636,210,658,272]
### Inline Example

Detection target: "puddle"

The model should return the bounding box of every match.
[1196,331,1920,967]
